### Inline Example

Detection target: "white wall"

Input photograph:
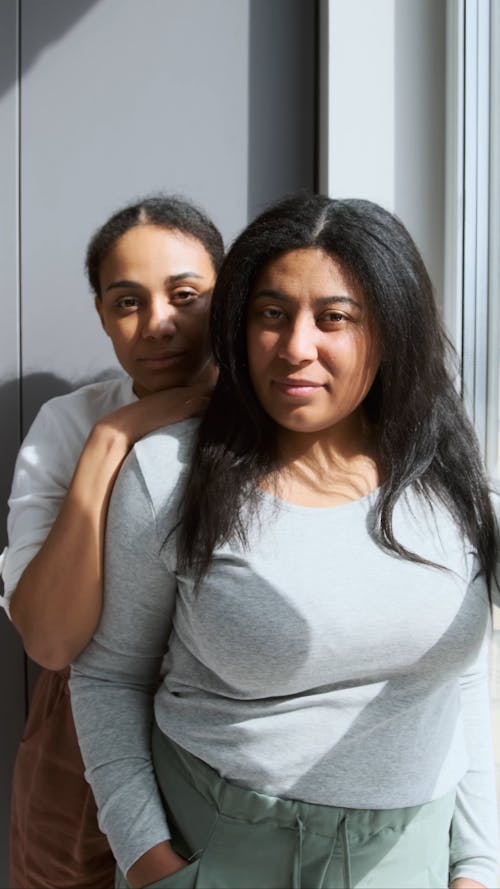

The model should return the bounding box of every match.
[320,0,446,305]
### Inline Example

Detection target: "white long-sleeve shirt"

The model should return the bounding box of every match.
[1,376,135,614]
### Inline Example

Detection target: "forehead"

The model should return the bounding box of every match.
[253,247,364,304]
[100,225,214,282]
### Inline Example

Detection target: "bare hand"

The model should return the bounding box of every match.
[450,879,486,888]
[126,841,189,888]
[94,379,214,452]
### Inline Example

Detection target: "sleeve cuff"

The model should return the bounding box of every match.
[0,547,13,619]
[449,860,499,888]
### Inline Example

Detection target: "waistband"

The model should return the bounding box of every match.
[154,724,447,840]
[153,724,453,889]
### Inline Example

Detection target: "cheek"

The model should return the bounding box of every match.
[334,334,380,383]
[247,330,276,384]
[248,327,278,358]
[181,307,210,343]
[108,321,137,353]
[359,338,381,387]
[184,323,211,359]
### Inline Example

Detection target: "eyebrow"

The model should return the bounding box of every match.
[105,272,204,293]
[252,290,361,309]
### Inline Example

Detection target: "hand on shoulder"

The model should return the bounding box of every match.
[92,378,213,452]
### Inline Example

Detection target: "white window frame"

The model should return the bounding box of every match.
[319,0,496,467]
[487,0,500,477]
[461,0,491,453]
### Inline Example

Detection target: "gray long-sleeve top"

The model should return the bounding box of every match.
[70,419,499,886]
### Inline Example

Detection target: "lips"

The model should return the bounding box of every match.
[138,352,186,369]
[272,378,325,397]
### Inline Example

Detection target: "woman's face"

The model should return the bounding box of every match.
[247,247,381,439]
[96,224,216,397]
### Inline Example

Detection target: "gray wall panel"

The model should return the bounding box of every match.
[0,3,26,887]
[248,0,316,220]
[395,0,446,303]
[20,0,251,426]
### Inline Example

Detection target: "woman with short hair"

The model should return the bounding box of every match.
[4,194,223,889]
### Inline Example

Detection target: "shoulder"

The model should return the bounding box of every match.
[393,487,475,574]
[107,419,199,548]
[26,377,134,455]
[35,377,134,426]
[11,377,134,493]
[131,418,200,515]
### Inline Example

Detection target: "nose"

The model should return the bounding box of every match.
[278,315,318,365]
[141,296,176,339]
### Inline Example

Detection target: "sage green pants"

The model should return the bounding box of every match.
[116,724,455,889]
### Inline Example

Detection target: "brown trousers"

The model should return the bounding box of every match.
[9,667,115,889]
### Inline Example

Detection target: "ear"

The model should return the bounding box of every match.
[94,298,108,333]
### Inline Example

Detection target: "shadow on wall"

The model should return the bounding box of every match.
[247,0,316,222]
[0,0,102,102]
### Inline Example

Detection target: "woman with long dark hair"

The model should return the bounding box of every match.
[71,194,498,889]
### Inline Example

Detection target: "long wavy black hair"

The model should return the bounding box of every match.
[178,193,497,589]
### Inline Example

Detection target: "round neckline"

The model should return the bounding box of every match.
[255,485,379,515]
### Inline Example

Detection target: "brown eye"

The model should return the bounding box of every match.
[321,311,347,324]
[171,289,197,304]
[116,296,140,310]
[262,307,284,320]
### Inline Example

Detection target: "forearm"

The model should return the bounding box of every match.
[9,387,207,668]
[70,664,171,876]
[10,424,129,668]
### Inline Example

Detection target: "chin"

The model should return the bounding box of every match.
[145,374,186,393]
[276,405,316,423]
[274,415,323,434]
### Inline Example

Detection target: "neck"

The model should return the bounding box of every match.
[277,409,374,464]
[271,411,381,507]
